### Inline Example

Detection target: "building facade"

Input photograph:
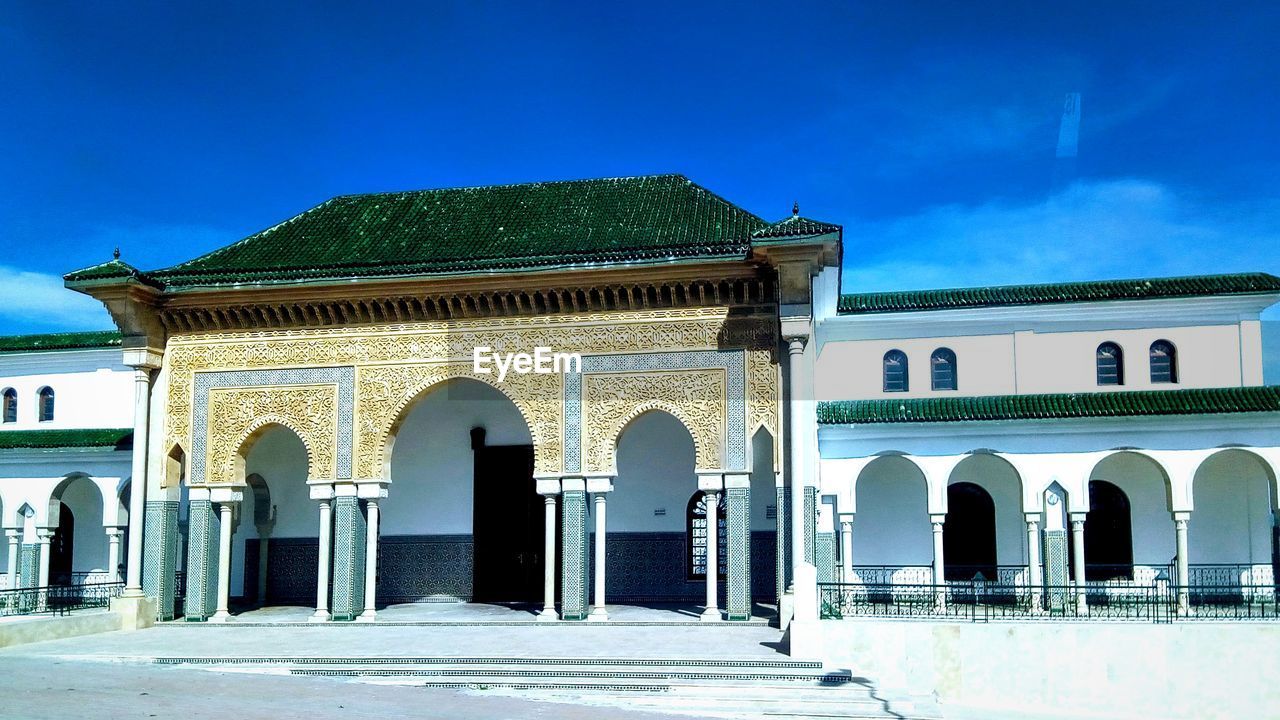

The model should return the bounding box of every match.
[2,173,1276,634]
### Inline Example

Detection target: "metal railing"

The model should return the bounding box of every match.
[0,581,124,618]
[819,581,1280,623]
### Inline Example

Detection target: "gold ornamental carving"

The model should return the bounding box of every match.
[205,384,338,485]
[583,369,726,473]
[355,363,562,478]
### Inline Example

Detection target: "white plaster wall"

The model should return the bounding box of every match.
[58,476,107,573]
[852,456,932,565]
[383,379,531,535]
[611,410,697,532]
[815,319,1258,402]
[749,429,775,532]
[230,425,310,597]
[1191,450,1273,564]
[0,349,134,430]
[1089,453,1174,565]
[816,334,1015,400]
[947,455,1025,566]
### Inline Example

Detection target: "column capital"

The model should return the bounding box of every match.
[104,527,126,538]
[697,471,724,492]
[536,477,562,496]
[123,348,164,370]
[1024,512,1043,524]
[308,482,335,501]
[5,529,20,540]
[586,476,614,494]
[929,513,946,526]
[36,529,55,542]
[355,479,389,500]
[723,473,751,489]
[1069,512,1087,524]
[560,476,586,493]
[1172,510,1192,523]
[209,487,244,505]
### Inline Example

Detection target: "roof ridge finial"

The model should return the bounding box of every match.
[792,201,799,217]
[113,246,120,260]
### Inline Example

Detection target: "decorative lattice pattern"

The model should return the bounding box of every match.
[143,501,180,620]
[184,500,218,620]
[816,532,836,584]
[776,486,791,601]
[330,496,366,620]
[561,491,588,620]
[803,487,817,565]
[19,544,39,589]
[725,487,751,620]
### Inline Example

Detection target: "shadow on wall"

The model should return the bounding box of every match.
[1265,320,1280,385]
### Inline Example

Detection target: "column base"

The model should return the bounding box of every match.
[308,610,331,623]
[536,607,559,622]
[208,611,232,623]
[700,607,722,622]
[119,587,146,599]
[356,610,377,623]
[587,606,609,622]
[109,595,156,630]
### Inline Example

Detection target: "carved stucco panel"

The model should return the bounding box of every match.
[584,369,726,473]
[746,349,781,468]
[205,384,337,485]
[354,363,562,479]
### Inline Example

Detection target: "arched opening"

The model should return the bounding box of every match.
[2,387,15,423]
[1083,480,1134,581]
[930,348,957,391]
[1191,449,1276,590]
[232,425,311,612]
[37,386,55,422]
[882,350,909,392]
[48,474,106,585]
[945,454,1025,584]
[943,482,996,581]
[687,491,726,580]
[1086,452,1172,582]
[1149,340,1178,384]
[1096,342,1124,386]
[610,409,702,603]
[852,455,931,584]
[749,427,778,605]
[383,378,535,605]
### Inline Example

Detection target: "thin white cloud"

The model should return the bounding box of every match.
[0,265,111,331]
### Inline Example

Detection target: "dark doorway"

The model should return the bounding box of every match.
[471,428,543,602]
[1083,480,1133,581]
[50,503,74,586]
[943,482,997,581]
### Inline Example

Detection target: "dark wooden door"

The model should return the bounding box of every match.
[472,442,541,602]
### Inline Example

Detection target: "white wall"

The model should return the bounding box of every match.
[0,349,133,430]
[383,379,531,535]
[611,410,697,532]
[1191,450,1273,565]
[852,456,932,565]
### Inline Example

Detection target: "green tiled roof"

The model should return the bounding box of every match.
[72,174,782,289]
[0,331,122,353]
[817,386,1280,425]
[752,215,842,240]
[0,428,132,450]
[838,273,1280,314]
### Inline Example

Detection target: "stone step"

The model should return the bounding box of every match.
[154,655,824,670]
[290,666,859,684]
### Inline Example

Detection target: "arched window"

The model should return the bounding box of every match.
[37,387,54,422]
[943,482,997,581]
[930,348,957,391]
[1083,480,1133,581]
[687,491,727,580]
[1096,343,1124,386]
[883,350,909,392]
[2,388,15,423]
[1149,340,1178,383]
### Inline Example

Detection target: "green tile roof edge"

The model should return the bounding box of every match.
[817,386,1280,425]
[0,428,133,450]
[0,331,123,353]
[837,272,1280,315]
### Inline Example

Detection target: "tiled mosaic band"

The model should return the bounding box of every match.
[143,500,180,620]
[184,499,218,621]
[726,486,752,621]
[560,490,589,620]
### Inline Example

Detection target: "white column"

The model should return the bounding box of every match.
[701,491,721,621]
[787,338,807,589]
[4,530,18,589]
[538,492,558,621]
[1025,514,1043,612]
[839,516,853,582]
[210,503,234,621]
[589,493,609,621]
[123,367,153,596]
[1174,511,1191,612]
[1070,513,1087,612]
[310,498,332,622]
[106,527,124,582]
[358,499,380,622]
[37,529,53,588]
[930,514,946,607]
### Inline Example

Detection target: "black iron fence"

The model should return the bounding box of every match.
[0,581,124,618]
[819,581,1280,623]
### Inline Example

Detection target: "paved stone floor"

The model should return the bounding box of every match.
[220,601,778,625]
[0,653,695,719]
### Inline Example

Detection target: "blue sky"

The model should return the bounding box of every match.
[2,2,1278,376]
